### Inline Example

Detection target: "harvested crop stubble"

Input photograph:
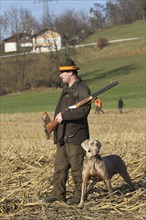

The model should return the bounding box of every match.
[0,109,145,220]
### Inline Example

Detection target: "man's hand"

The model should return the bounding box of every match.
[55,113,63,123]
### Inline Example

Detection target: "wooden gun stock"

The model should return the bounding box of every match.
[45,119,59,134]
[45,96,93,134]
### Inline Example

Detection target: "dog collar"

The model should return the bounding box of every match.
[90,154,101,160]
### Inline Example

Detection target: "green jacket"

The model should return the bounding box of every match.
[54,78,91,145]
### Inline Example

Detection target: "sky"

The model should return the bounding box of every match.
[0,0,107,18]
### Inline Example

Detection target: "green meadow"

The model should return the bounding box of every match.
[0,20,145,114]
[82,20,145,43]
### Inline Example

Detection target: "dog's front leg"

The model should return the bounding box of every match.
[104,179,114,199]
[78,174,89,209]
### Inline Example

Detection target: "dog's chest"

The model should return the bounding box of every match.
[84,158,104,178]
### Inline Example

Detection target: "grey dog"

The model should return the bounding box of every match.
[78,139,135,208]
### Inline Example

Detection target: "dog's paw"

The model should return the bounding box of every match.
[78,203,84,209]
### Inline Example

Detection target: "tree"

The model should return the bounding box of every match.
[106,1,121,26]
[40,3,55,29]
[4,5,39,36]
[54,9,92,46]
[0,15,8,41]
[106,0,146,26]
[128,0,146,21]
[3,6,40,90]
[89,3,106,30]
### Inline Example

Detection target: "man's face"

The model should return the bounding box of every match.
[59,71,72,84]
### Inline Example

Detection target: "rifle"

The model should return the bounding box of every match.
[45,81,118,134]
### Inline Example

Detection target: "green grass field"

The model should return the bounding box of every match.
[0,21,145,114]
[82,20,145,43]
[1,80,145,114]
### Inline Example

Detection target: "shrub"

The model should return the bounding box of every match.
[97,38,109,49]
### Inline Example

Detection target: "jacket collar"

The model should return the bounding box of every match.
[64,78,82,93]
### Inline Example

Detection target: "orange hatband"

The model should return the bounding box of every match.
[59,66,79,71]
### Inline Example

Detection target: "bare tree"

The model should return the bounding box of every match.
[75,11,93,40]
[55,9,91,46]
[40,9,55,30]
[4,5,39,35]
[3,6,40,90]
[0,15,8,41]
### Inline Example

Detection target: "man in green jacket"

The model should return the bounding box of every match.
[45,58,91,205]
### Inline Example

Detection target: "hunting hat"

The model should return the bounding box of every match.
[59,58,80,71]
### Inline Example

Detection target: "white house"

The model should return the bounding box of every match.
[2,29,61,53]
[32,29,61,53]
[3,33,32,53]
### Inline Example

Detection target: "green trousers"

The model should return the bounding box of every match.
[51,142,85,201]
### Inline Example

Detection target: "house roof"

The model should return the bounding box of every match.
[32,29,60,38]
[3,29,61,43]
[3,33,31,42]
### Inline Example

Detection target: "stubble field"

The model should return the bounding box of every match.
[0,109,145,220]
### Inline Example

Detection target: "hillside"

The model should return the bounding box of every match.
[0,21,145,113]
[82,20,145,43]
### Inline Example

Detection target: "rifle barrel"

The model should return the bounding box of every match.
[92,81,118,99]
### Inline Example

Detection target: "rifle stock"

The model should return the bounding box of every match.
[45,96,93,134]
[45,81,118,134]
[45,119,59,134]
[69,96,93,109]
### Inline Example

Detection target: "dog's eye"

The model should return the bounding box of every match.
[88,149,90,152]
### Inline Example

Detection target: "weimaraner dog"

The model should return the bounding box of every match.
[78,139,135,208]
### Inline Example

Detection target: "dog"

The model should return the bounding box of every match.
[41,112,51,139]
[78,139,135,208]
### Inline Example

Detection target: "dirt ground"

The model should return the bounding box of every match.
[0,109,145,220]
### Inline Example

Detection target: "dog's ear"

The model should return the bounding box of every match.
[87,139,101,157]
[81,139,90,151]
[95,140,102,150]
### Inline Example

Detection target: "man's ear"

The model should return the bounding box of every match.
[69,71,74,76]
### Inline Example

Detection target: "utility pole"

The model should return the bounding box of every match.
[34,0,56,28]
[33,0,55,17]
[42,0,49,17]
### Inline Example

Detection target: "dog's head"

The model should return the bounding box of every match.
[41,112,51,124]
[81,139,102,158]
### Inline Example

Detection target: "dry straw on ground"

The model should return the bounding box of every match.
[0,109,145,220]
